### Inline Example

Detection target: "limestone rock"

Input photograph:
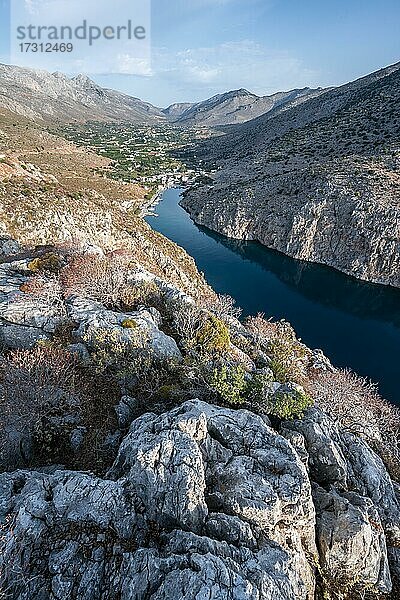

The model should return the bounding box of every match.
[314,485,392,595]
[284,409,400,544]
[0,323,50,349]
[67,295,182,361]
[0,400,317,599]
[0,236,20,257]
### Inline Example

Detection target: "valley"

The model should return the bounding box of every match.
[60,122,209,198]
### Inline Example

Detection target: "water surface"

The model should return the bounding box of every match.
[146,188,400,404]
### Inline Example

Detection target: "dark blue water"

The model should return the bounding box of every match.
[146,188,400,404]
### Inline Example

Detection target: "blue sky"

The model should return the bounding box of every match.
[0,0,399,106]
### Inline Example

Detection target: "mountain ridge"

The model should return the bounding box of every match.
[164,86,324,127]
[0,63,166,123]
[0,63,324,127]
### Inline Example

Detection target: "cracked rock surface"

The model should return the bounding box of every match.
[1,400,398,599]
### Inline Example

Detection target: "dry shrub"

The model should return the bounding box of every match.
[201,293,242,322]
[19,274,67,319]
[246,314,309,384]
[172,301,207,352]
[0,346,119,473]
[245,313,279,349]
[307,369,400,481]
[60,254,131,308]
[0,346,82,466]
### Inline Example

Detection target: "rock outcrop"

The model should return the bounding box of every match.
[0,400,398,599]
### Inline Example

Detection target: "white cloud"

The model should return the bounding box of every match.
[116,54,152,76]
[152,41,320,97]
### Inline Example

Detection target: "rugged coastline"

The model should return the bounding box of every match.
[180,62,400,288]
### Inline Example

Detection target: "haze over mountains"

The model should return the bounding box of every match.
[0,63,322,127]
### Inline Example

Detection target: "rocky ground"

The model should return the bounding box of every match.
[0,236,399,600]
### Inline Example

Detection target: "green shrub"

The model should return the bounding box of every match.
[209,364,247,405]
[245,371,273,404]
[269,388,313,420]
[268,323,308,384]
[156,384,179,401]
[121,318,138,329]
[196,315,231,354]
[28,252,63,274]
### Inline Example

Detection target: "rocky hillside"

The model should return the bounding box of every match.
[0,108,208,298]
[0,64,165,124]
[0,234,399,599]
[0,64,322,128]
[181,62,400,287]
[165,87,323,127]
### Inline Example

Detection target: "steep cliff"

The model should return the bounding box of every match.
[181,63,400,287]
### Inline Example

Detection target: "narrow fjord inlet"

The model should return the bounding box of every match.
[147,188,400,404]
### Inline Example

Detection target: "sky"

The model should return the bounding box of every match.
[0,0,399,107]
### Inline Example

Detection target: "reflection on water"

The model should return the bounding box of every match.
[146,188,400,404]
[200,226,400,329]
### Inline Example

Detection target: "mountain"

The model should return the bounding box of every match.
[0,64,322,128]
[0,64,165,123]
[181,62,400,287]
[163,101,196,120]
[164,87,324,127]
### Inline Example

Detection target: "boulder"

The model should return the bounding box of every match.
[67,296,182,361]
[0,401,397,599]
[0,236,20,257]
[314,485,391,595]
[283,409,400,545]
[0,259,64,349]
[0,323,50,349]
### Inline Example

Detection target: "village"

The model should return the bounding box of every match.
[61,122,211,200]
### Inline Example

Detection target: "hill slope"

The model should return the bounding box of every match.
[181,62,400,287]
[0,64,165,124]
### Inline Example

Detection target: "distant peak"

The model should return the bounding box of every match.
[225,88,254,97]
[72,74,98,88]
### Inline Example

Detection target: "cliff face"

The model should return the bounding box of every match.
[181,63,400,287]
[181,162,400,287]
